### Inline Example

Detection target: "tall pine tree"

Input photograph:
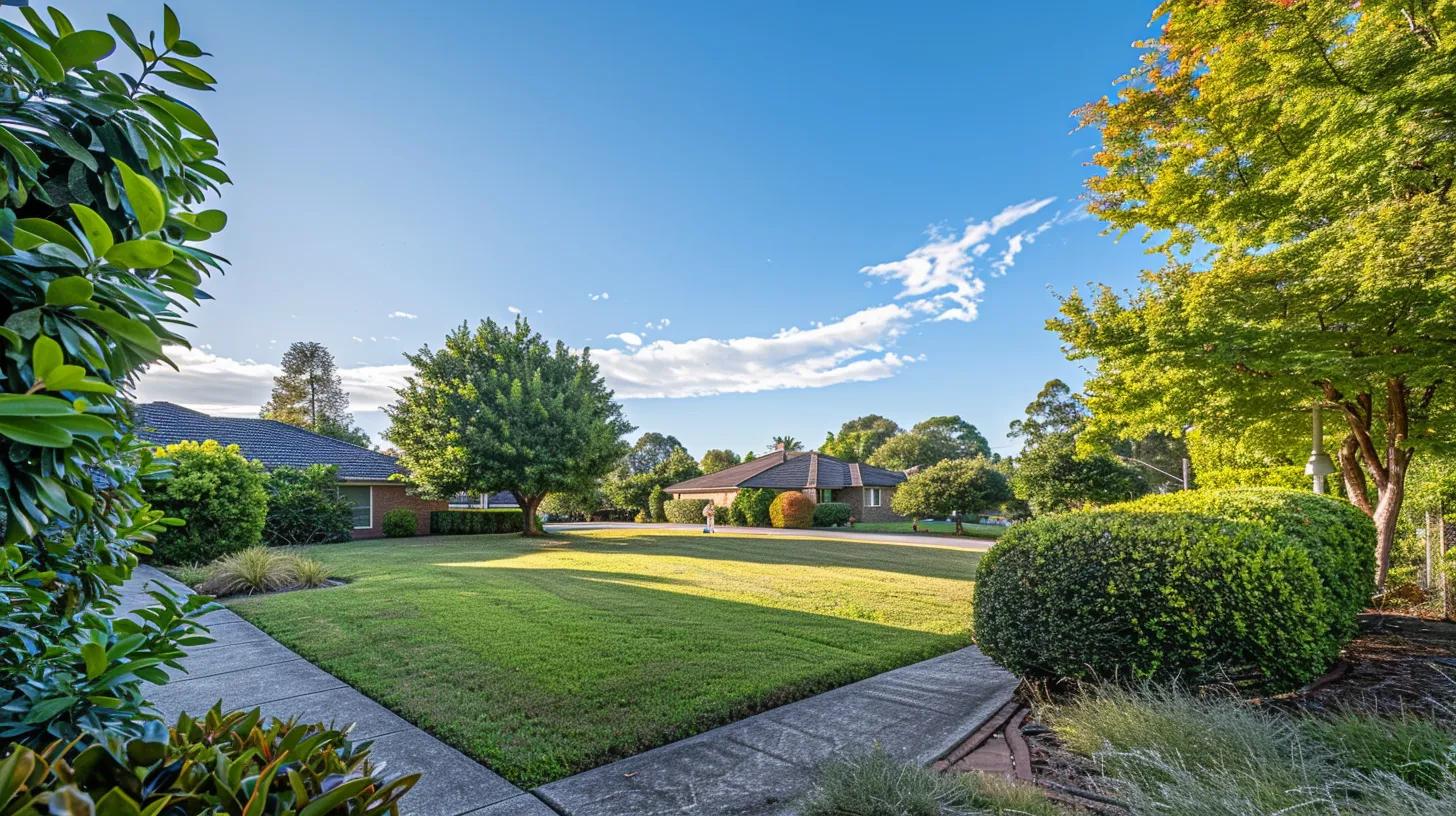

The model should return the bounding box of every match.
[261,341,371,447]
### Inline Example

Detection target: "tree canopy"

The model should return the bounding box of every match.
[386,317,632,535]
[821,414,901,462]
[261,340,370,446]
[1057,0,1456,584]
[699,448,741,474]
[867,415,990,471]
[624,432,685,475]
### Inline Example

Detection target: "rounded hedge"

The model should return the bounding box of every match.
[973,506,1342,690]
[813,501,853,527]
[381,508,417,537]
[429,509,525,535]
[1110,488,1374,643]
[149,440,268,564]
[664,498,711,524]
[770,491,815,529]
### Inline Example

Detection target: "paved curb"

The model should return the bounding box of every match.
[119,567,537,816]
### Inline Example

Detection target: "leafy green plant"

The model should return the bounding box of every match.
[649,484,667,522]
[717,501,742,526]
[663,498,710,524]
[429,509,525,535]
[974,505,1338,689]
[799,748,1059,816]
[732,487,774,527]
[1111,488,1375,644]
[770,491,815,529]
[811,502,852,527]
[0,5,228,746]
[262,464,354,547]
[0,706,417,814]
[147,440,268,563]
[381,508,416,537]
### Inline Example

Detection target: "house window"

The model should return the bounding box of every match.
[339,485,372,529]
[864,487,882,508]
[818,489,834,503]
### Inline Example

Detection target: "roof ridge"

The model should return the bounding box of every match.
[849,462,863,487]
[806,451,819,488]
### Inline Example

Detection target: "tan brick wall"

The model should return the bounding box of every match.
[670,490,738,507]
[354,484,449,539]
[840,485,905,523]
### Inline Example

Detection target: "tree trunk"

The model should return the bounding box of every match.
[1326,378,1416,591]
[952,513,964,536]
[1442,510,1454,621]
[513,491,546,536]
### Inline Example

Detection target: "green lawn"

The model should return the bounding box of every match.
[851,519,1007,539]
[225,529,980,787]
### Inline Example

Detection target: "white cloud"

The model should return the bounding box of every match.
[607,331,643,347]
[387,311,418,320]
[351,336,363,343]
[135,346,411,417]
[860,197,1055,321]
[507,305,521,314]
[593,304,919,399]
[588,291,610,301]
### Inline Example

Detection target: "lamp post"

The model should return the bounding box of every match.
[1305,403,1336,494]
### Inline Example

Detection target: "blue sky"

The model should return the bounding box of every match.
[99,0,1159,459]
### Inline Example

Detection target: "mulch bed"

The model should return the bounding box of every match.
[937,612,1456,813]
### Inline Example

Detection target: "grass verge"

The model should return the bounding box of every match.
[224,529,980,786]
[851,520,1006,540]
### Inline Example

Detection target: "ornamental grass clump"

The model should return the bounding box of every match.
[1047,685,1456,816]
[196,547,331,596]
[799,747,1059,816]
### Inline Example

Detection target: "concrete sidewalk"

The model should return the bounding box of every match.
[535,647,1015,816]
[547,521,997,552]
[119,567,548,816]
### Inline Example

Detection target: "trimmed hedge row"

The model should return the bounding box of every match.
[430,509,525,535]
[732,488,775,527]
[973,489,1374,691]
[813,501,853,527]
[664,498,711,524]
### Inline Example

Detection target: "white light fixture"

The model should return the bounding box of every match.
[1305,403,1336,494]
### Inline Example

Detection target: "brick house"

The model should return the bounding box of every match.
[136,401,452,538]
[666,449,911,522]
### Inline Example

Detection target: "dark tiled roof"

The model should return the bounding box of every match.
[134,402,403,481]
[668,450,907,492]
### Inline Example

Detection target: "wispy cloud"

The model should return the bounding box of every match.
[588,291,610,301]
[507,305,521,314]
[607,331,643,347]
[387,311,418,320]
[135,346,410,417]
[860,197,1055,322]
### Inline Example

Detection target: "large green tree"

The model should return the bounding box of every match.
[624,431,684,475]
[1058,0,1456,585]
[891,458,1012,535]
[261,340,370,447]
[821,414,901,462]
[386,317,632,535]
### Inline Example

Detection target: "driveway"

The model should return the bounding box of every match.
[545,521,997,552]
